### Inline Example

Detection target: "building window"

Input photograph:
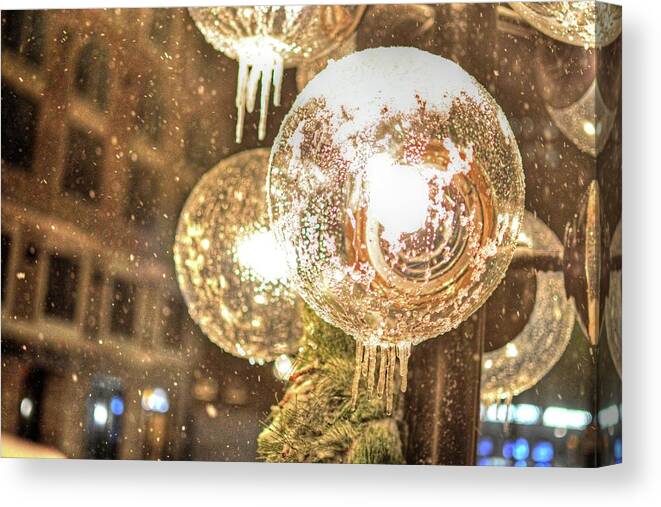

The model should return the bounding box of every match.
[84,268,104,339]
[13,241,40,320]
[135,76,163,142]
[110,278,136,337]
[44,254,80,321]
[62,127,103,202]
[1,233,12,304]
[1,84,39,171]
[126,165,158,228]
[162,296,185,350]
[149,10,172,47]
[75,41,110,109]
[1,10,45,65]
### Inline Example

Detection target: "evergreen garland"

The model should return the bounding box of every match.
[257,305,405,464]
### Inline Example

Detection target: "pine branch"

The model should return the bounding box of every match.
[257,305,405,464]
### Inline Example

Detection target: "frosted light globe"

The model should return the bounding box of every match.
[268,47,525,412]
[174,148,300,363]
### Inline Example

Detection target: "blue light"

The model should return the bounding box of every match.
[532,441,554,463]
[534,462,552,467]
[514,460,527,467]
[502,440,514,459]
[477,457,491,466]
[110,396,124,416]
[512,438,530,461]
[477,437,494,457]
[614,438,622,463]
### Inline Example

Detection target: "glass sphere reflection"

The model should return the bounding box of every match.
[481,212,574,404]
[268,47,525,409]
[510,1,621,48]
[174,148,301,363]
[606,221,621,378]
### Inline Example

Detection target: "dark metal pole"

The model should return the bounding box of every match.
[405,308,485,465]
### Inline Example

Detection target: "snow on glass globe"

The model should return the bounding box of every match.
[189,5,365,143]
[174,148,300,364]
[268,47,525,412]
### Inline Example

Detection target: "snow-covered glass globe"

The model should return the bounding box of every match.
[268,47,525,412]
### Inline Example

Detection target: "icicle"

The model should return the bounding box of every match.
[351,341,364,409]
[258,60,273,141]
[376,346,387,398]
[234,58,249,143]
[232,52,285,143]
[361,340,370,378]
[245,62,262,114]
[397,342,411,393]
[367,344,377,397]
[352,340,412,413]
[386,345,397,415]
[382,345,391,405]
[272,57,284,107]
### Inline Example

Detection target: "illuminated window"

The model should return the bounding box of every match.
[62,127,104,202]
[75,42,110,108]
[17,368,48,442]
[1,84,40,171]
[110,278,137,337]
[87,377,123,459]
[1,11,44,65]
[141,387,169,413]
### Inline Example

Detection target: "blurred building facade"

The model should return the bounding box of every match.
[1,8,283,460]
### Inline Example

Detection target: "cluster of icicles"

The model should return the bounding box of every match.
[234,51,285,143]
[351,341,411,415]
